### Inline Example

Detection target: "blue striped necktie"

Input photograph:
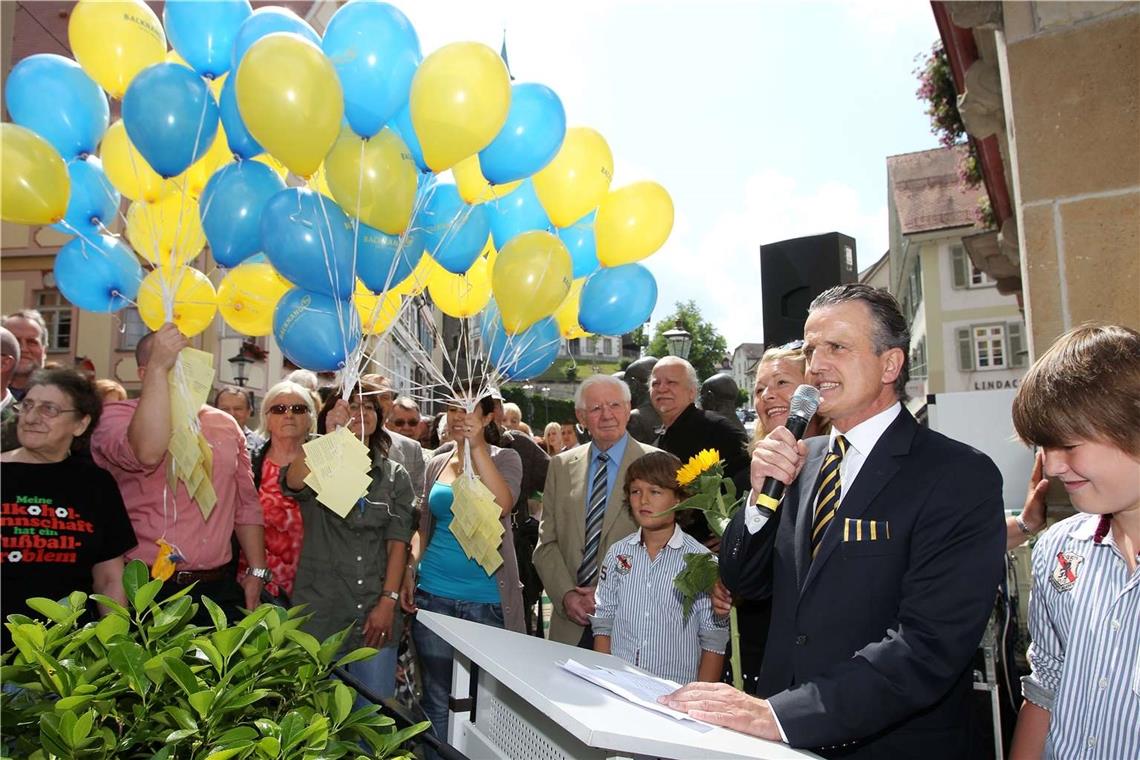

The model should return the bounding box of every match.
[576,451,610,585]
[810,435,849,559]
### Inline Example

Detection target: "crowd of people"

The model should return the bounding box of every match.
[1,288,1136,758]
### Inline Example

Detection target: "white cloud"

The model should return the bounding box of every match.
[649,168,887,350]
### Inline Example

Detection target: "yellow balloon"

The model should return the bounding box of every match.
[185,123,234,197]
[492,231,572,334]
[236,33,343,179]
[390,252,434,296]
[101,120,181,203]
[427,256,492,318]
[354,281,403,335]
[68,0,166,99]
[125,194,206,269]
[254,153,289,179]
[0,124,70,225]
[595,181,675,267]
[137,267,217,337]
[553,278,592,340]
[410,42,511,172]
[218,262,291,336]
[451,155,521,205]
[532,127,613,227]
[325,127,417,234]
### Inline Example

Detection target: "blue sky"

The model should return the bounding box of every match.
[401,0,942,348]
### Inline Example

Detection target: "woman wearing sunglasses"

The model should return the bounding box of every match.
[0,368,136,650]
[240,381,316,604]
[282,380,416,702]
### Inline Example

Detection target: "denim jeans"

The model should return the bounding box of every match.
[341,644,398,711]
[411,588,504,749]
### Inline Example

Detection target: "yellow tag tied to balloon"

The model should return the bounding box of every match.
[532,127,613,228]
[101,120,182,203]
[235,33,343,179]
[491,230,573,334]
[324,127,418,235]
[218,262,291,337]
[595,181,675,267]
[410,42,511,172]
[553,278,592,340]
[451,155,522,205]
[0,124,70,226]
[353,281,403,336]
[68,0,166,99]
[427,255,492,319]
[138,267,218,337]
[125,194,207,270]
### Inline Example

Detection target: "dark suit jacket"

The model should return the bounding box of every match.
[720,408,1005,758]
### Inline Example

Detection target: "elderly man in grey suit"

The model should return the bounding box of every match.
[364,375,426,504]
[534,375,658,647]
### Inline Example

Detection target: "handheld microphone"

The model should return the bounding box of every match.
[755,384,820,513]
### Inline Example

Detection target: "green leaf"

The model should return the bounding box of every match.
[24,597,73,624]
[191,639,225,674]
[122,560,148,602]
[672,552,720,623]
[71,709,95,746]
[332,682,353,725]
[9,622,47,661]
[165,728,198,743]
[333,647,377,669]
[94,614,130,645]
[161,656,200,697]
[189,689,216,720]
[217,688,271,712]
[107,641,150,696]
[254,718,279,736]
[200,595,228,632]
[164,706,199,732]
[150,596,194,637]
[298,714,329,749]
[32,650,72,696]
[212,626,249,659]
[132,578,163,612]
[283,629,320,661]
[54,695,95,712]
[279,711,305,752]
[38,713,72,756]
[89,594,130,619]
[203,749,245,760]
[256,736,280,756]
[213,726,258,743]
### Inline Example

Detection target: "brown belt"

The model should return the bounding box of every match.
[168,566,231,586]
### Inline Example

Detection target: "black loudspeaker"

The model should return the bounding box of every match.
[760,232,858,346]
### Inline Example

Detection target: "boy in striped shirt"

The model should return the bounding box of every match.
[590,451,728,684]
[1008,324,1140,759]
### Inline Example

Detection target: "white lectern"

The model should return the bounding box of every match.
[417,610,821,760]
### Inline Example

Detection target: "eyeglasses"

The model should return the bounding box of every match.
[268,404,310,415]
[347,402,378,415]
[15,400,78,419]
[389,418,418,428]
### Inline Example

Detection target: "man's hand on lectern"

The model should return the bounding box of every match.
[660,682,782,742]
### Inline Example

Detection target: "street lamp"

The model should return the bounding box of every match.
[541,386,550,420]
[227,350,254,388]
[663,320,692,360]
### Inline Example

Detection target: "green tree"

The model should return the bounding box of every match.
[647,301,729,381]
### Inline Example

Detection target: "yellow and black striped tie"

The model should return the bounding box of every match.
[810,435,849,558]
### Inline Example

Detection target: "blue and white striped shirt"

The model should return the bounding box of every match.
[1022,512,1140,759]
[589,525,729,685]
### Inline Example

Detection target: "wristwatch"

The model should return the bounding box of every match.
[381,590,399,602]
[245,566,273,582]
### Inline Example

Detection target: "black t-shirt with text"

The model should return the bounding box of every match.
[1,458,137,650]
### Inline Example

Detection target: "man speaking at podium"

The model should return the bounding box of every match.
[664,285,1006,758]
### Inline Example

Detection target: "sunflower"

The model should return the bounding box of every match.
[676,448,723,486]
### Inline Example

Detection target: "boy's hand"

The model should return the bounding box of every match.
[711,580,733,617]
[1020,450,1049,534]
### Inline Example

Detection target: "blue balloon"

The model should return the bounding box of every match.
[200,160,286,267]
[356,223,423,292]
[578,264,658,336]
[165,0,253,78]
[122,63,220,178]
[323,1,420,138]
[219,74,262,159]
[273,288,361,371]
[261,188,355,300]
[51,157,120,238]
[418,184,489,274]
[479,83,566,185]
[54,235,142,313]
[483,313,560,381]
[558,210,599,278]
[231,7,320,72]
[389,102,429,173]
[487,180,552,250]
[5,54,109,159]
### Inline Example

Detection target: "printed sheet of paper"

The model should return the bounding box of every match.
[450,475,504,575]
[301,427,372,518]
[167,348,217,521]
[559,660,713,732]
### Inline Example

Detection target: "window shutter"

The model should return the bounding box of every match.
[956,327,975,371]
[1008,321,1026,367]
[951,246,969,289]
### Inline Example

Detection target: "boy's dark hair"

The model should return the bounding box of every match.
[621,451,686,517]
[1012,323,1140,456]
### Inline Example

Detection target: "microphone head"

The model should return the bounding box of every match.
[789,384,820,421]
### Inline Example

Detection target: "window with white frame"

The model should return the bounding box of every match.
[951,245,995,289]
[33,291,73,352]
[972,325,1005,369]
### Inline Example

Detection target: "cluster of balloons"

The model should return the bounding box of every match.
[0,0,675,380]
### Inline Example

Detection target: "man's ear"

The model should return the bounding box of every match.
[881,347,905,386]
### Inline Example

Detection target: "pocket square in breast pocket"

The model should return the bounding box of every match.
[843,518,891,542]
